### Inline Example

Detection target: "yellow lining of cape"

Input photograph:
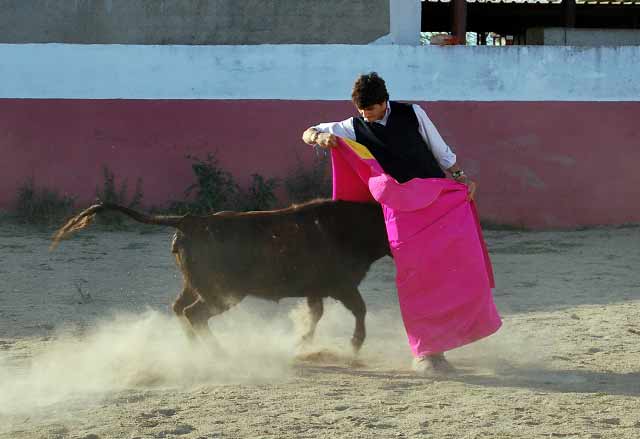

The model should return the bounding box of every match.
[342,138,374,160]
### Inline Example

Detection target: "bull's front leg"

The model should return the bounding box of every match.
[172,286,201,340]
[184,292,242,354]
[183,298,214,336]
[300,296,324,346]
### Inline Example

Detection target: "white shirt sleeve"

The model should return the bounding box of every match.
[412,104,457,170]
[312,117,356,141]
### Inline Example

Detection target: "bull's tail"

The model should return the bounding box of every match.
[50,203,184,251]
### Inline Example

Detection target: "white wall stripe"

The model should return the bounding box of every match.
[1,43,639,101]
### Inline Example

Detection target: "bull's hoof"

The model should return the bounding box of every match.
[350,336,364,354]
[296,335,314,352]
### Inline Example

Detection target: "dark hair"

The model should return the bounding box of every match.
[351,72,389,109]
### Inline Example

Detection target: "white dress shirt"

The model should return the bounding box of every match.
[313,102,457,170]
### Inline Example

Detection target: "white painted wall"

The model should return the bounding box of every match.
[389,0,421,45]
[2,43,640,101]
[371,0,421,45]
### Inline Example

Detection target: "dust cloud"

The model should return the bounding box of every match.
[0,298,411,415]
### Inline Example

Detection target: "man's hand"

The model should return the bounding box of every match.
[302,128,338,149]
[454,174,478,201]
[456,177,477,201]
[465,179,477,201]
[316,132,337,149]
[449,167,477,201]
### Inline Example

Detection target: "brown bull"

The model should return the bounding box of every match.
[51,199,390,352]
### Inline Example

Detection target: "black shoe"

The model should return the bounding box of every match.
[412,353,456,376]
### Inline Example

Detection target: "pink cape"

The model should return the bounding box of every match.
[331,137,502,357]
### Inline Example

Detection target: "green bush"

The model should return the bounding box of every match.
[238,173,281,211]
[284,153,332,204]
[168,153,282,215]
[96,165,143,208]
[95,165,144,225]
[169,153,240,215]
[15,178,76,224]
[166,150,333,215]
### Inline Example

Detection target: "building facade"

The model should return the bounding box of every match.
[1,1,639,228]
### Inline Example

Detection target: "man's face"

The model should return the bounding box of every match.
[357,102,387,122]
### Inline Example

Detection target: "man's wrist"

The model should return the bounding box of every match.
[451,169,465,180]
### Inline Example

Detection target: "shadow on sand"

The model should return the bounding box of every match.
[299,362,640,397]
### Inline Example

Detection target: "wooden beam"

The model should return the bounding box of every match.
[422,2,640,33]
[452,0,468,44]
[564,0,577,27]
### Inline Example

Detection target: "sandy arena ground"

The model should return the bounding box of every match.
[0,219,639,439]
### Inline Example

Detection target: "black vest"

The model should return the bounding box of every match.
[353,101,445,183]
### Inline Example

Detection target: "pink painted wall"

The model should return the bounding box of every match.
[2,99,639,228]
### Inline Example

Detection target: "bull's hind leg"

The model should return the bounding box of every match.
[333,288,367,353]
[300,296,324,346]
